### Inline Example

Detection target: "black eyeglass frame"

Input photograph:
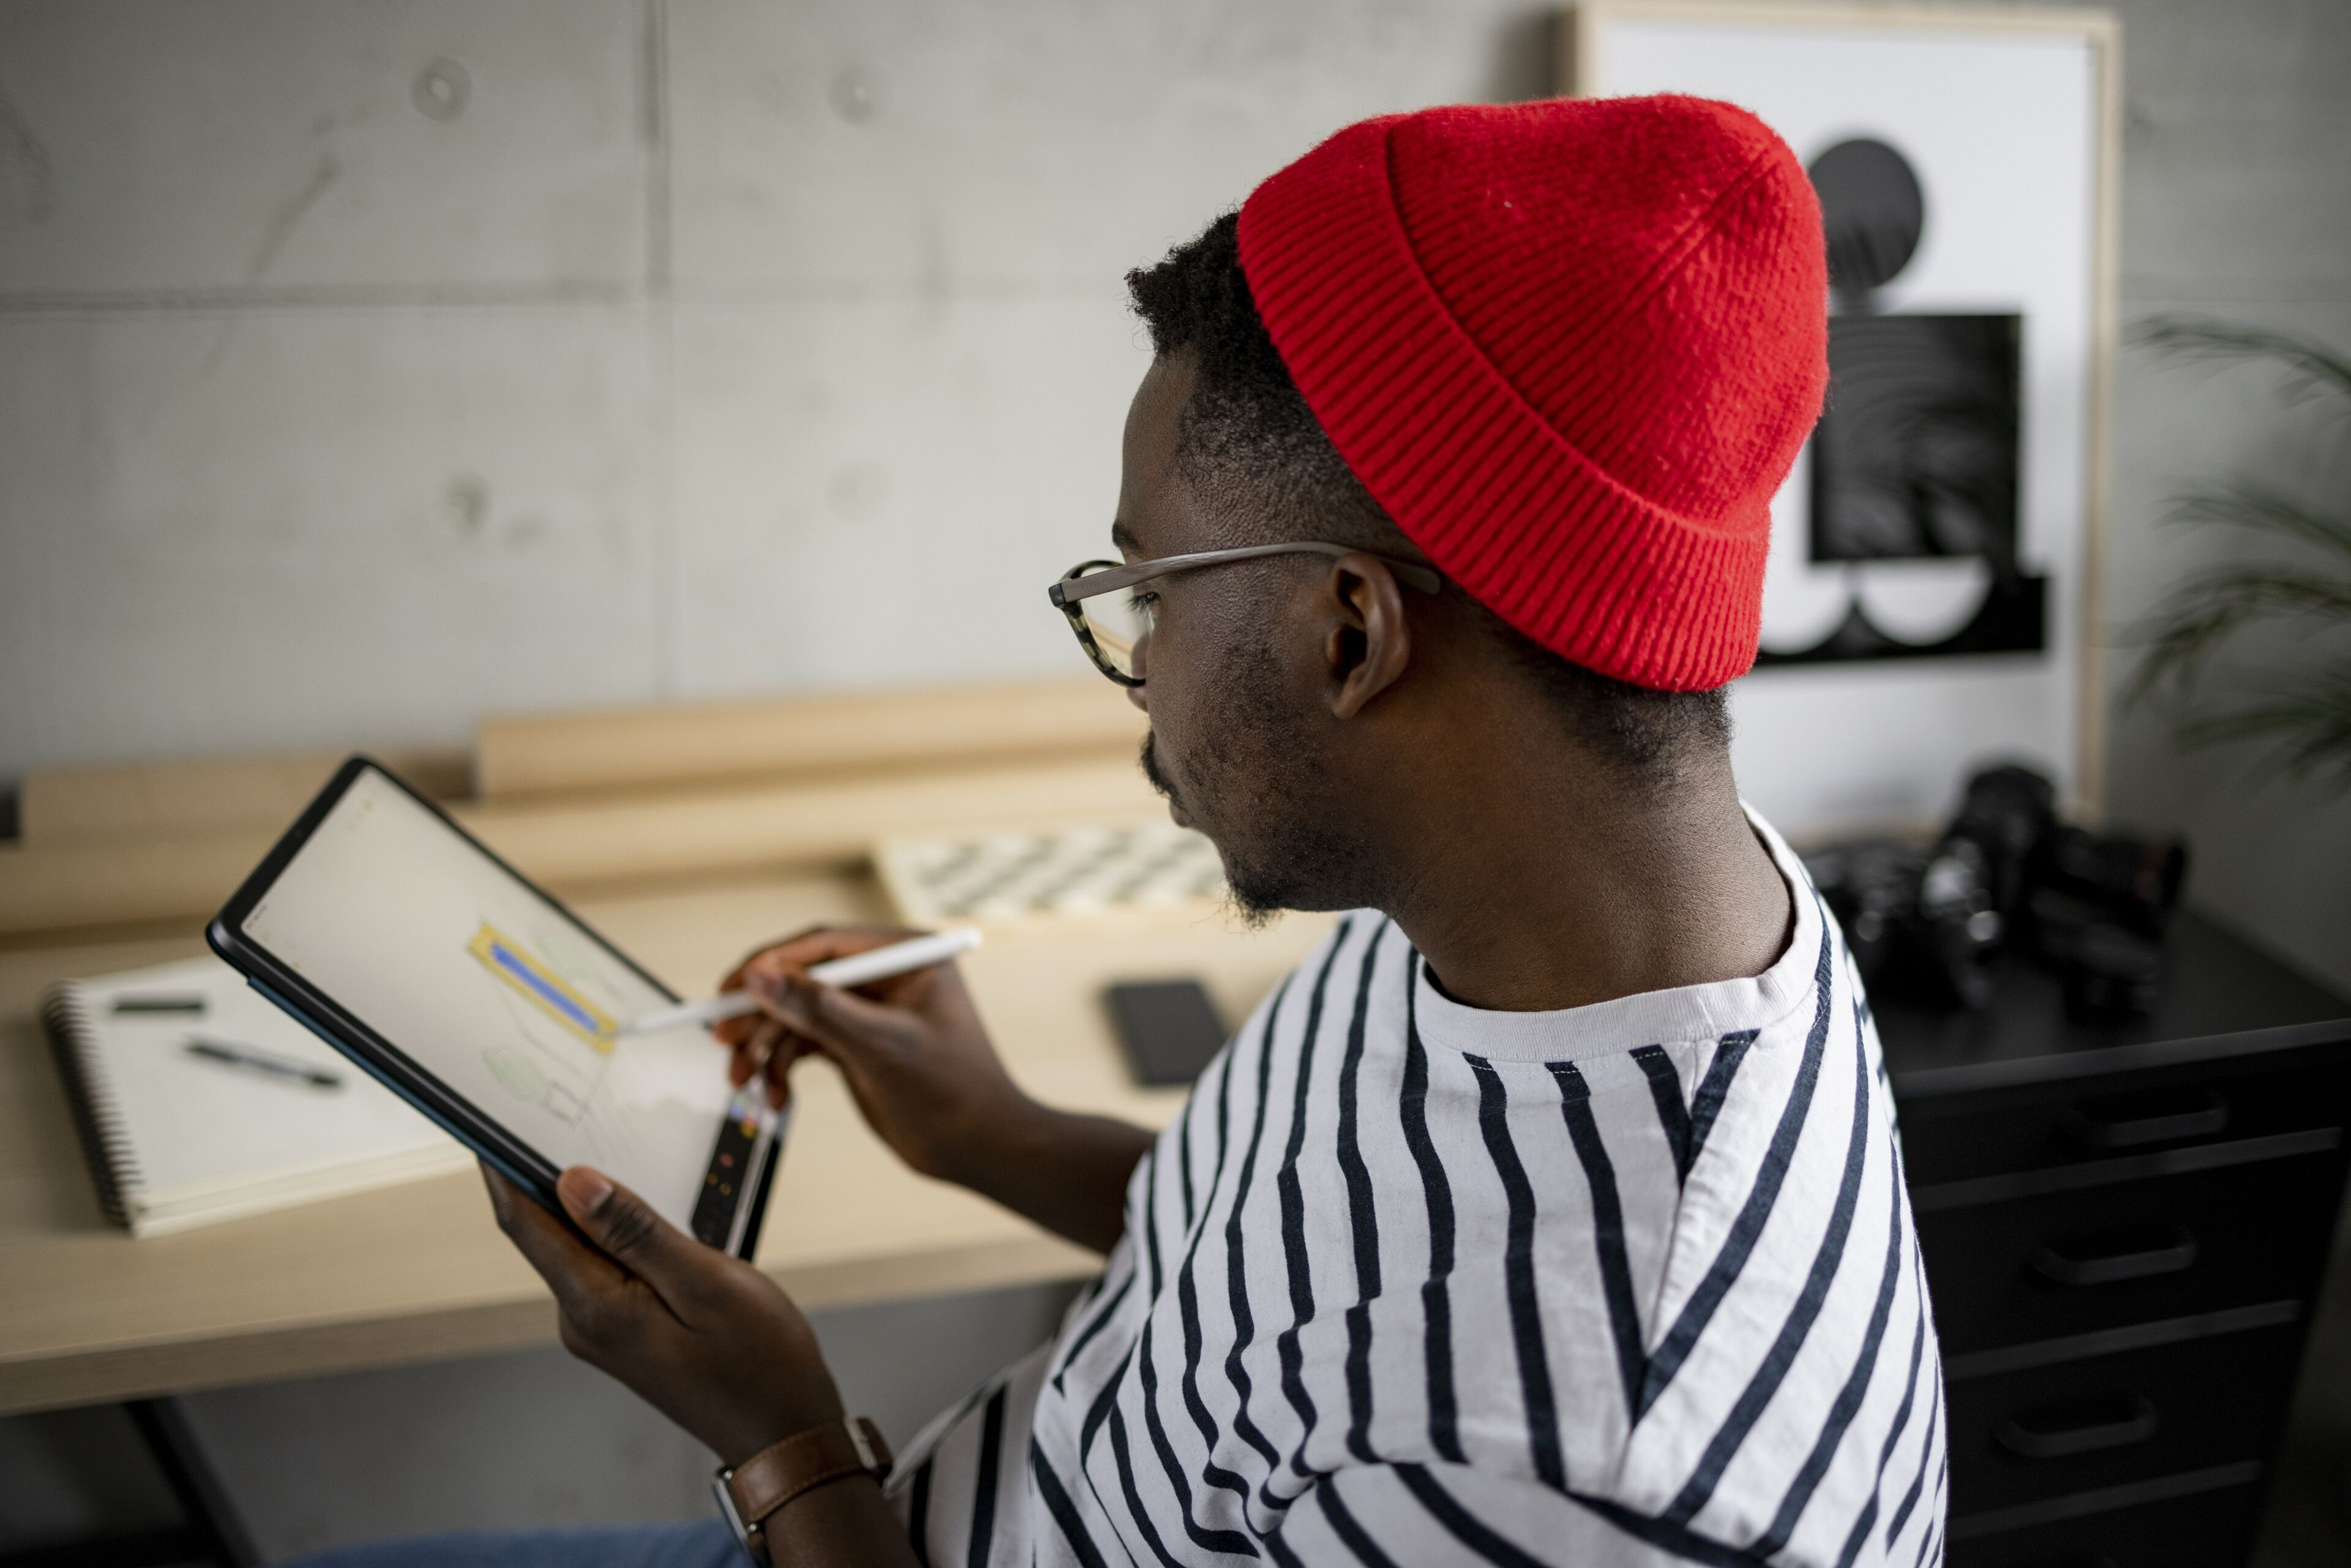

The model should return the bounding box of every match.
[1047,542,1445,687]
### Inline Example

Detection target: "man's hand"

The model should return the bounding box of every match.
[484,1163,841,1466]
[711,925,1027,1186]
[711,925,1156,1255]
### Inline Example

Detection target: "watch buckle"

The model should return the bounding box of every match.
[710,1465,759,1550]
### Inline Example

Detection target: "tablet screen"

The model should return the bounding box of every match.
[238,765,765,1236]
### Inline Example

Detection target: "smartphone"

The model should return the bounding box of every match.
[1104,980,1228,1087]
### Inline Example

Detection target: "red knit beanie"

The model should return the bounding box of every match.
[1237,95,1828,691]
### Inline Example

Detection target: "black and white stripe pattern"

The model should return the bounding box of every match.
[887,816,1944,1566]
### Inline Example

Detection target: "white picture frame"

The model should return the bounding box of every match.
[1565,2,2121,836]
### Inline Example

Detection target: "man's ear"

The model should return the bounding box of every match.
[1321,554,1414,719]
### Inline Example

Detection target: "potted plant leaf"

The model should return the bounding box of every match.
[2127,318,2351,793]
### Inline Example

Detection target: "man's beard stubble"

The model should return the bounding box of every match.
[1137,639,1378,925]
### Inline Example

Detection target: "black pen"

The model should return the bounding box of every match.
[184,1036,344,1090]
[114,994,207,1015]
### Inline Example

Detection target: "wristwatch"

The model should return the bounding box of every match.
[713,1417,894,1560]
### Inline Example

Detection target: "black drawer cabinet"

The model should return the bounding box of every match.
[1914,1143,2342,1353]
[1943,1321,2300,1514]
[1881,912,2351,1568]
[1944,1480,2265,1567]
[1901,1056,2349,1190]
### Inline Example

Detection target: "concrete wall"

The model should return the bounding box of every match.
[0,0,1550,781]
[2096,0,2351,994]
[4,0,2344,988]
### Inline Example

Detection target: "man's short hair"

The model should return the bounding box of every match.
[1126,212,1733,778]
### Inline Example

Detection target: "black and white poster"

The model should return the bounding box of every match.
[1574,5,2109,835]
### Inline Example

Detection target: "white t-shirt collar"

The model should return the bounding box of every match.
[1409,807,1823,1065]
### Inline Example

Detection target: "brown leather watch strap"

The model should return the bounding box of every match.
[723,1417,893,1549]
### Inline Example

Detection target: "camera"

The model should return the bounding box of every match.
[1805,764,2188,1018]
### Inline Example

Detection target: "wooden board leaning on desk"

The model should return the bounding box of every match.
[0,681,1325,1416]
[1,680,1155,939]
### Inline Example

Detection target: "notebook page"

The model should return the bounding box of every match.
[70,957,465,1229]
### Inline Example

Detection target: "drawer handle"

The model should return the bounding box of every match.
[2060,1087,2227,1149]
[1995,1395,2158,1460]
[2031,1227,2198,1287]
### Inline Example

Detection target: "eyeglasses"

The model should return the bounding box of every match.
[1047,542,1444,686]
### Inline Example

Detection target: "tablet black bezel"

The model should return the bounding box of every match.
[206,754,777,1259]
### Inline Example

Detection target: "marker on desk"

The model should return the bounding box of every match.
[114,994,207,1015]
[184,1036,344,1090]
[616,927,984,1037]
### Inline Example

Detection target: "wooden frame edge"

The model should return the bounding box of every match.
[1564,0,2117,48]
[2079,14,2121,825]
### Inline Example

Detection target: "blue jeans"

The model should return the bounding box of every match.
[280,1520,751,1568]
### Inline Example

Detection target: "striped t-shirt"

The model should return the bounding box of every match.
[885,814,1946,1566]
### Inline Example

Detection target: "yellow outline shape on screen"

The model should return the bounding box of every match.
[467,923,618,1054]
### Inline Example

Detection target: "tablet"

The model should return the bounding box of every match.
[208,757,778,1257]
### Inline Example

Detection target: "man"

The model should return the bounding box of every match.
[317,94,1944,1568]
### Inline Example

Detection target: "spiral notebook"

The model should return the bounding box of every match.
[40,956,470,1236]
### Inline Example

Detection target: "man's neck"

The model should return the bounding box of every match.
[1372,737,1793,1015]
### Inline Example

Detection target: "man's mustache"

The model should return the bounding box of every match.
[1139,733,1179,805]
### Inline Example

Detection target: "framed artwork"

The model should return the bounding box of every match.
[1565,2,2119,833]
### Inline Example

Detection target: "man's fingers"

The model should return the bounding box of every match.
[555,1167,704,1308]
[760,927,915,970]
[725,1021,811,1108]
[481,1164,632,1320]
[722,926,909,992]
[713,926,910,1044]
[482,1166,700,1378]
[762,1034,815,1110]
[746,970,911,1060]
[725,1018,779,1086]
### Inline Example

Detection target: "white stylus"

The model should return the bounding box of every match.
[614,927,984,1037]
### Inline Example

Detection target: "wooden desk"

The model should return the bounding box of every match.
[0,865,1331,1417]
